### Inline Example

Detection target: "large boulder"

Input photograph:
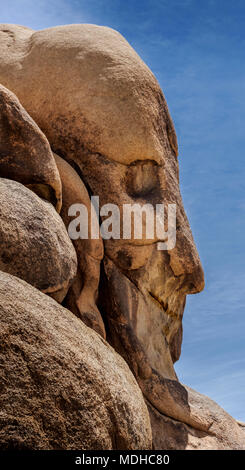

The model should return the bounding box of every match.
[53,153,105,338]
[0,84,62,212]
[0,23,178,165]
[0,178,77,302]
[0,271,152,450]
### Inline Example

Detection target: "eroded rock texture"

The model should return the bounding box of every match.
[0,178,77,302]
[0,24,206,431]
[0,23,244,450]
[53,153,105,338]
[148,394,245,450]
[0,271,152,450]
[0,84,62,212]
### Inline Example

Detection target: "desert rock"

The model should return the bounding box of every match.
[0,24,243,451]
[53,154,105,338]
[148,389,245,450]
[0,23,178,165]
[0,84,62,212]
[0,270,152,450]
[0,178,77,301]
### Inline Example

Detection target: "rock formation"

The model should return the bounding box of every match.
[0,84,62,212]
[0,178,77,302]
[53,153,105,338]
[0,23,244,450]
[0,271,151,450]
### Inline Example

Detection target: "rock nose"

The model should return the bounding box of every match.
[168,228,205,295]
[182,263,205,294]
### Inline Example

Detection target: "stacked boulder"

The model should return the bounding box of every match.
[0,84,152,450]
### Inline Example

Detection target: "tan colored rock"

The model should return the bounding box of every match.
[0,23,242,450]
[0,270,152,450]
[0,84,62,212]
[0,23,213,436]
[53,153,105,338]
[0,25,204,400]
[0,178,77,301]
[148,389,245,450]
[0,24,178,166]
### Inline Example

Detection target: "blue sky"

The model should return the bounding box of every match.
[2,0,245,421]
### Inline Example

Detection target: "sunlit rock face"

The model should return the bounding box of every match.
[0,271,152,450]
[0,84,62,212]
[0,23,244,449]
[0,178,77,302]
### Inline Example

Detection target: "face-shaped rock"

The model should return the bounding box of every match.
[0,24,206,430]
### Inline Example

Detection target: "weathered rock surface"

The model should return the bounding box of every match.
[0,271,152,450]
[0,178,77,301]
[0,24,204,366]
[0,24,243,451]
[148,389,245,450]
[0,84,62,212]
[0,23,178,166]
[53,154,105,338]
